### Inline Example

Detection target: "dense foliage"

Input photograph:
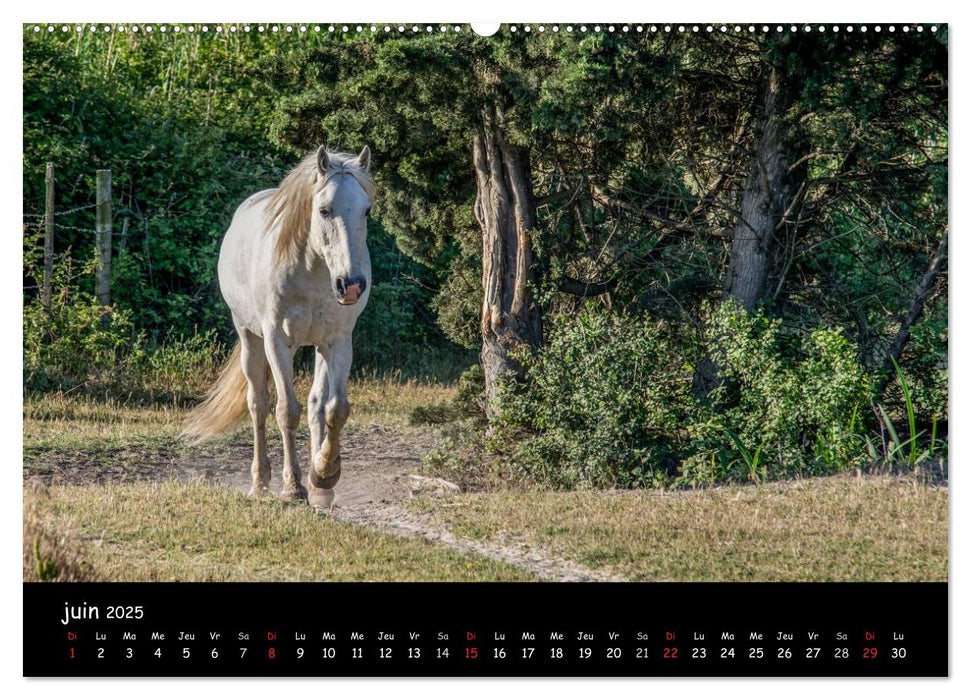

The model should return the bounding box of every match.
[23,25,948,487]
[23,27,461,383]
[496,304,871,488]
[23,32,284,334]
[497,310,692,488]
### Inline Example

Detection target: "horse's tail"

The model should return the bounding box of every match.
[182,342,250,444]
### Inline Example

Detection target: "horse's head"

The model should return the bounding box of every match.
[311,145,373,305]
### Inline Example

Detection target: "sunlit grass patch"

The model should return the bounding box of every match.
[344,374,459,425]
[25,481,534,582]
[409,475,948,582]
[24,393,186,451]
[24,376,458,453]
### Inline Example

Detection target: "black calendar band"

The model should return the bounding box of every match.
[24,582,947,677]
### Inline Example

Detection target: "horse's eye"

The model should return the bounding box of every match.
[319,207,332,218]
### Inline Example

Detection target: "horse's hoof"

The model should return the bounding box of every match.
[310,458,342,489]
[248,485,272,499]
[320,468,341,488]
[279,483,308,502]
[308,486,336,511]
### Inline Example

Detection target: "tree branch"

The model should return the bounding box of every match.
[877,233,948,396]
[535,189,575,208]
[557,276,618,298]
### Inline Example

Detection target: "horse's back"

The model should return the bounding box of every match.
[236,188,277,216]
[218,189,280,334]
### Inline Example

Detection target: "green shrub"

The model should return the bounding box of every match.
[684,303,871,484]
[491,303,874,490]
[497,310,692,489]
[24,256,143,391]
[351,224,473,382]
[409,364,485,426]
[133,330,225,403]
[24,253,224,402]
[453,363,486,417]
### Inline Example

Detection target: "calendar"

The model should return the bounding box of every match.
[24,583,947,676]
[22,20,949,682]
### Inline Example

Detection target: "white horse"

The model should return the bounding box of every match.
[184,146,373,509]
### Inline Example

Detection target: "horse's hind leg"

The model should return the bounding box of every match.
[241,330,271,497]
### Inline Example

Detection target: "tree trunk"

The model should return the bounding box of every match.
[473,107,543,417]
[695,60,806,398]
[724,64,805,312]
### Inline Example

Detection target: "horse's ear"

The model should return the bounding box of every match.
[355,145,371,172]
[316,146,329,175]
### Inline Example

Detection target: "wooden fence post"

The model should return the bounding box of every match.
[43,162,54,316]
[95,170,112,309]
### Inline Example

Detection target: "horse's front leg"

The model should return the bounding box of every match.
[264,331,308,502]
[308,334,352,508]
[306,347,333,509]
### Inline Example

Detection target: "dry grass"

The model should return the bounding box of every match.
[25,481,534,582]
[25,388,947,584]
[338,374,457,425]
[24,393,185,451]
[23,376,458,453]
[23,480,98,581]
[409,475,948,582]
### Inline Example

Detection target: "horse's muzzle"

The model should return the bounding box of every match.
[335,276,367,305]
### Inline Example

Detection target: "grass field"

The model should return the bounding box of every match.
[24,384,948,583]
[409,476,948,582]
[24,480,535,582]
[24,375,455,452]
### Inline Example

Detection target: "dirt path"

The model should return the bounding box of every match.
[237,424,622,583]
[27,423,622,582]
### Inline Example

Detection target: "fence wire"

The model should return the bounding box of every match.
[23,205,138,237]
[24,171,137,295]
[23,202,98,220]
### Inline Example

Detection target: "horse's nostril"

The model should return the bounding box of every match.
[335,277,347,296]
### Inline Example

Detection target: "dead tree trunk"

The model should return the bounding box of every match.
[473,107,543,417]
[724,64,806,312]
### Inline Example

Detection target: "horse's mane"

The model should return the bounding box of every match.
[267,149,374,265]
